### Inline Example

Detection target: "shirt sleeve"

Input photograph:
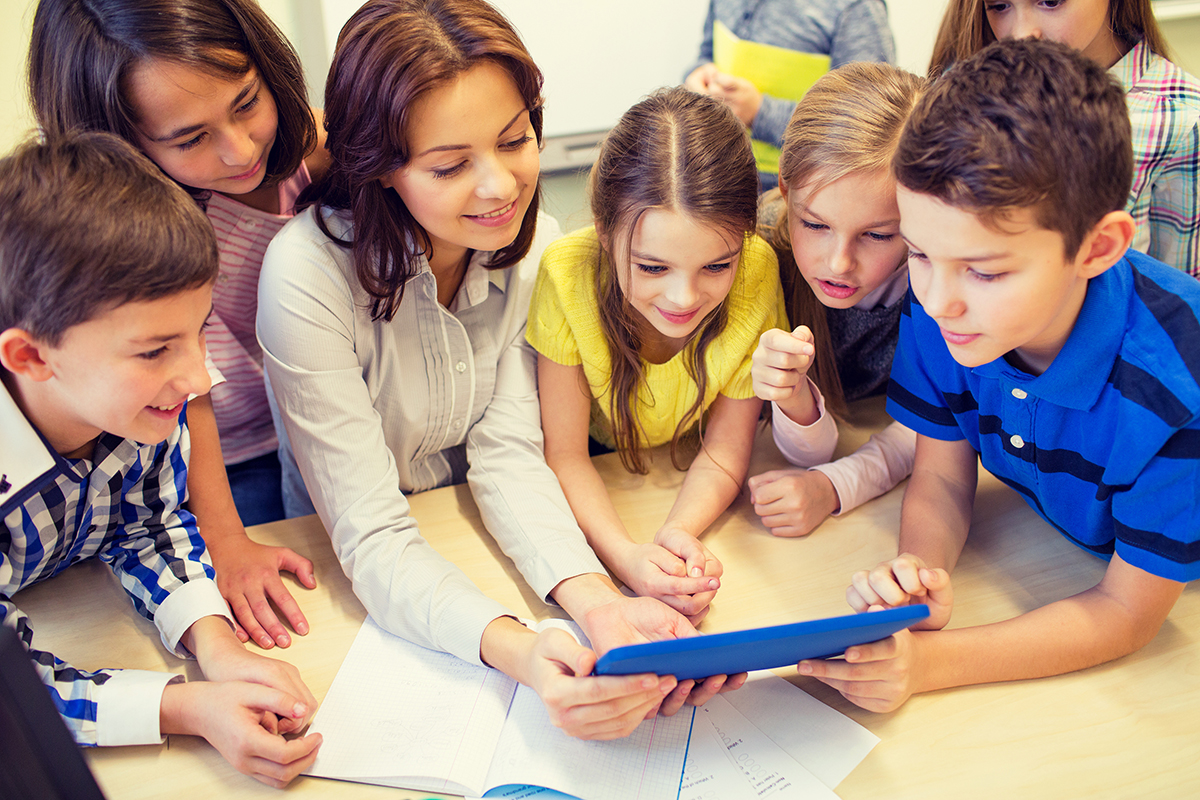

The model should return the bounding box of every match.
[1,597,180,746]
[258,218,512,666]
[750,95,797,151]
[1145,112,1200,279]
[1110,422,1200,582]
[829,0,896,67]
[98,415,231,657]
[812,421,916,515]
[526,243,583,367]
[466,250,609,603]
[770,381,838,467]
[886,290,968,441]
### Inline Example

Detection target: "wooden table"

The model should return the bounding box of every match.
[15,399,1200,799]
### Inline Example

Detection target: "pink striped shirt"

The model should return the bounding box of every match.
[204,163,311,464]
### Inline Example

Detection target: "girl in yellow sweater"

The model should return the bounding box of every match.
[527,87,785,622]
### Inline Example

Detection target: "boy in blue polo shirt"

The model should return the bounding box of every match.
[0,133,320,785]
[797,38,1198,712]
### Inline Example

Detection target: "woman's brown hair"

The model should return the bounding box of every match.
[767,62,928,418]
[929,0,1169,77]
[300,0,544,322]
[27,0,315,195]
[590,86,757,474]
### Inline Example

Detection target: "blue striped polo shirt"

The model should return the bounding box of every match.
[887,249,1200,582]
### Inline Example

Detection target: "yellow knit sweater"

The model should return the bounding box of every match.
[527,225,785,448]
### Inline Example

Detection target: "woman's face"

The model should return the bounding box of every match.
[381,61,540,275]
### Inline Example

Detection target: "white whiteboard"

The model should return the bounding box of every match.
[272,0,946,142]
[307,0,709,139]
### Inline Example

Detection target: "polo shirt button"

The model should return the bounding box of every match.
[455,361,467,373]
[1010,434,1025,449]
[1011,388,1028,400]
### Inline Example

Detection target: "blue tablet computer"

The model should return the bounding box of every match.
[593,605,930,680]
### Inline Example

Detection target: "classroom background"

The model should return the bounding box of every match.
[4,0,1199,230]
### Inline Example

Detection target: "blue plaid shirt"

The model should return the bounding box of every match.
[1,385,229,746]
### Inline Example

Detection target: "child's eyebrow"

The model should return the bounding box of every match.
[899,233,1010,263]
[413,109,527,158]
[798,205,898,229]
[150,78,260,143]
[631,246,741,264]
[129,306,214,344]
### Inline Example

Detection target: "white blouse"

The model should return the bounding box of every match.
[257,207,605,665]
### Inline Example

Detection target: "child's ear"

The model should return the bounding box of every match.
[0,328,55,382]
[1074,210,1136,279]
[777,176,790,203]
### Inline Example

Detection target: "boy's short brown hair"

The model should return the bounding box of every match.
[894,38,1132,259]
[0,132,218,346]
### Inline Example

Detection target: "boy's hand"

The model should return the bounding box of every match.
[206,532,316,649]
[579,594,747,717]
[189,618,318,733]
[160,680,321,788]
[748,468,839,537]
[798,607,921,713]
[615,530,721,622]
[847,554,953,630]
[523,628,676,740]
[752,327,817,417]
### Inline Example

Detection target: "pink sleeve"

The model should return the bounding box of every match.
[770,378,838,467]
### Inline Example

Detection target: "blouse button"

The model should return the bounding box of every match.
[453,419,464,429]
[1011,388,1028,400]
[455,361,467,373]
[1010,434,1025,449]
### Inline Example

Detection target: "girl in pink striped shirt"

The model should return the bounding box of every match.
[29,0,331,650]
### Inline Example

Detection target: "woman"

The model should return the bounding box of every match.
[257,0,736,738]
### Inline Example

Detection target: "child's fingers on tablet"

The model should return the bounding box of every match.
[658,678,695,716]
[849,569,887,609]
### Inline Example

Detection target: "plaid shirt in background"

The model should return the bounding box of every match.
[1113,40,1200,279]
[1,390,229,746]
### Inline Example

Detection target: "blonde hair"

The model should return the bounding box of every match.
[764,62,928,418]
[929,0,1169,77]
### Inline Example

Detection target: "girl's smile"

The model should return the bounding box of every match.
[610,208,742,360]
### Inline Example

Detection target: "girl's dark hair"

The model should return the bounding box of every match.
[28,0,315,194]
[768,63,928,419]
[590,86,757,474]
[299,0,544,322]
[929,0,1169,77]
[0,132,217,346]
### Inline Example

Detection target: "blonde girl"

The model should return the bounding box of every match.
[530,87,785,621]
[748,63,928,537]
[28,0,330,649]
[930,0,1200,278]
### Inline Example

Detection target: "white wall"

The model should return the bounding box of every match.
[2,0,1197,156]
[1,0,38,154]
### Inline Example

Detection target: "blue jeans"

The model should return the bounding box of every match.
[227,452,286,526]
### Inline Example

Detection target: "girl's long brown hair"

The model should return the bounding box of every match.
[590,86,757,474]
[300,0,544,322]
[929,0,1169,77]
[768,63,928,419]
[28,0,315,196]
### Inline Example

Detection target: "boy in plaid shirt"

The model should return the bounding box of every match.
[0,133,320,787]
